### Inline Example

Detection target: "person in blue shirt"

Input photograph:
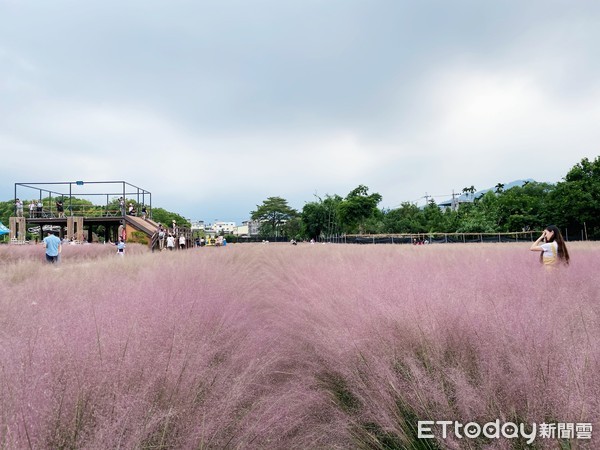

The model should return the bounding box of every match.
[116,237,126,256]
[43,230,62,263]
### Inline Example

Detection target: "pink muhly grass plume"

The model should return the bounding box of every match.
[0,241,148,265]
[0,242,598,448]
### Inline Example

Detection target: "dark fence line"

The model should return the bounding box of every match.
[224,229,591,244]
[324,230,590,244]
[339,233,531,245]
[222,236,290,244]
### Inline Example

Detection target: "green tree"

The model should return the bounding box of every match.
[363,208,385,234]
[251,196,298,237]
[301,194,342,239]
[383,202,424,233]
[422,200,445,233]
[282,216,303,239]
[547,156,600,239]
[494,182,553,231]
[442,207,460,232]
[301,201,326,239]
[338,185,382,234]
[59,196,95,215]
[456,193,498,233]
[462,185,476,201]
[0,200,13,232]
[151,207,190,228]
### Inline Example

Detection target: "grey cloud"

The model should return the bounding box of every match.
[1,0,599,220]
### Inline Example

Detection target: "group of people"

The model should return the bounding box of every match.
[153,222,230,252]
[119,197,148,219]
[195,236,227,246]
[156,222,187,251]
[15,199,42,218]
[14,199,65,218]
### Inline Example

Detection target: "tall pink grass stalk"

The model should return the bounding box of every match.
[0,242,598,448]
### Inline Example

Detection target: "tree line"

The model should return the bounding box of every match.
[1,157,598,241]
[250,157,600,240]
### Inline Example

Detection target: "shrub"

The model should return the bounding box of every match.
[128,231,149,245]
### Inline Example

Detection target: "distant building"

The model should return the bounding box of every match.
[193,220,260,236]
[437,196,471,211]
[211,221,236,234]
[231,220,261,237]
[190,220,205,231]
[243,220,260,236]
[233,224,249,236]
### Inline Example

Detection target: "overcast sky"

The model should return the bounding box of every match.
[1,1,599,223]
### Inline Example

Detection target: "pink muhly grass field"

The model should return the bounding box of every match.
[0,242,598,449]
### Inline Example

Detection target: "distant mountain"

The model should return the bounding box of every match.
[437,179,536,207]
[458,179,536,201]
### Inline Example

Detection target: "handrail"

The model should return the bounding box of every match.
[25,208,125,218]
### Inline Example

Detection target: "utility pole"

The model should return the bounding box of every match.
[452,189,457,211]
[424,192,430,205]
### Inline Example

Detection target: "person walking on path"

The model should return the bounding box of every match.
[158,225,166,250]
[166,234,175,251]
[43,230,62,263]
[530,225,570,268]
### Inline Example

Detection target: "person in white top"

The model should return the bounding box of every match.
[166,234,175,251]
[529,225,570,267]
[179,235,186,249]
[15,199,23,217]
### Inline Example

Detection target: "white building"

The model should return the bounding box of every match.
[190,220,205,231]
[210,221,236,234]
[233,224,249,236]
[243,220,261,236]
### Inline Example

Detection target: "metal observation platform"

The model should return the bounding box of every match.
[10,181,158,245]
